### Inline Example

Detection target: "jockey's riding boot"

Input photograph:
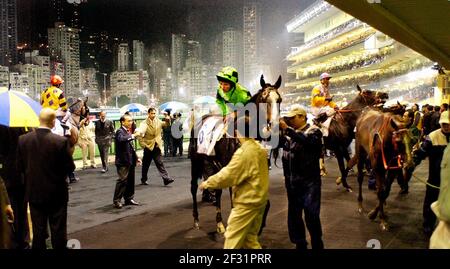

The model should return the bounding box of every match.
[315,112,328,123]
[60,123,69,130]
[312,118,322,128]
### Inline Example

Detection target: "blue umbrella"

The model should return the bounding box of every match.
[159,101,188,112]
[193,96,216,104]
[119,103,147,114]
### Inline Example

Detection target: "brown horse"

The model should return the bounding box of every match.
[189,75,282,233]
[380,101,406,116]
[352,110,412,231]
[325,85,389,191]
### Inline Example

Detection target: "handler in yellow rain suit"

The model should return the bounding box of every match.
[200,116,269,249]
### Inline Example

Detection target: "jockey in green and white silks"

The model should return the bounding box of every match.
[215,66,251,116]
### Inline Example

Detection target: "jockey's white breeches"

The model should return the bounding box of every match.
[311,106,335,137]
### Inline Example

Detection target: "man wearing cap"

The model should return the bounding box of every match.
[311,73,338,137]
[279,105,324,249]
[199,115,269,249]
[215,66,252,116]
[409,110,450,235]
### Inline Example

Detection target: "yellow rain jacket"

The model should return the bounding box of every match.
[203,139,269,249]
[203,139,269,207]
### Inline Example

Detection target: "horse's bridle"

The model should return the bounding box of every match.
[262,86,282,130]
[371,116,410,170]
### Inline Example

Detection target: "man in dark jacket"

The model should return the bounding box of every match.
[430,106,441,133]
[113,114,140,209]
[162,110,173,157]
[279,105,324,249]
[409,110,450,235]
[17,108,75,249]
[172,112,184,156]
[94,111,115,173]
[421,105,433,137]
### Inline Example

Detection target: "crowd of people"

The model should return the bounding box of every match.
[292,27,375,64]
[291,19,362,58]
[297,46,393,82]
[1,67,449,250]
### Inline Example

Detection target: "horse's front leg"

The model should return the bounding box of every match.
[214,189,226,234]
[357,151,367,214]
[368,166,383,221]
[378,170,396,231]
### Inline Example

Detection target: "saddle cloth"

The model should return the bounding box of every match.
[197,116,225,156]
[52,118,73,137]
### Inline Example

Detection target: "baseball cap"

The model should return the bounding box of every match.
[439,110,450,124]
[320,73,332,80]
[286,105,307,118]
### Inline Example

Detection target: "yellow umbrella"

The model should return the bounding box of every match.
[0,89,41,128]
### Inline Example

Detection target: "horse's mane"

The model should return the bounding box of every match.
[249,88,265,103]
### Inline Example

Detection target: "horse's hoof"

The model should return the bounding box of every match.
[368,210,377,220]
[358,207,364,215]
[193,221,200,230]
[346,187,353,193]
[336,177,342,185]
[217,222,226,234]
[380,222,389,232]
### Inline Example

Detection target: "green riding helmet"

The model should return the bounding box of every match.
[216,66,239,85]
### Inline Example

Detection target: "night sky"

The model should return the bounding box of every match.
[19,0,313,47]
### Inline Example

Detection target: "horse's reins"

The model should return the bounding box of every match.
[335,90,383,114]
[411,173,440,189]
[370,115,405,170]
[336,108,362,113]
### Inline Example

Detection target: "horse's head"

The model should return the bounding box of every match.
[67,97,89,128]
[384,101,406,116]
[356,85,389,107]
[251,75,283,127]
[388,115,413,167]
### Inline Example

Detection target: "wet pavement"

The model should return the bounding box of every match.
[68,151,430,249]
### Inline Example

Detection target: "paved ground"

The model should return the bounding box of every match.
[68,149,430,249]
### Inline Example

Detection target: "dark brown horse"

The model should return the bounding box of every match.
[189,75,282,233]
[325,85,389,191]
[380,101,406,116]
[352,110,412,231]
